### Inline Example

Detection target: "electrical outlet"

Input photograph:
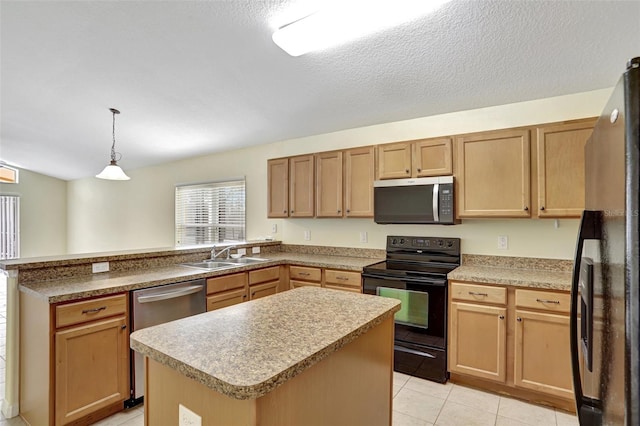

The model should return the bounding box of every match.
[252,246,261,254]
[304,230,311,241]
[179,404,201,426]
[92,262,109,273]
[271,224,277,233]
[497,235,508,250]
[237,248,247,256]
[359,231,368,243]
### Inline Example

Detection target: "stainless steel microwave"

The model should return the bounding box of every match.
[373,176,455,224]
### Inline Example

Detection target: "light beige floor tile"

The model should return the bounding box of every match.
[118,413,144,426]
[92,408,144,426]
[393,410,433,426]
[403,377,453,400]
[498,396,556,425]
[446,384,500,414]
[0,416,27,426]
[393,388,446,424]
[394,372,412,386]
[556,409,579,426]
[434,400,497,426]
[495,415,532,425]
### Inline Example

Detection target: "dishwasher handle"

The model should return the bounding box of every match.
[136,284,204,304]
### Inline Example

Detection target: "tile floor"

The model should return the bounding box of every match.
[0,278,578,425]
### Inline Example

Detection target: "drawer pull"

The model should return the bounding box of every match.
[121,324,127,330]
[336,276,349,281]
[82,306,107,314]
[251,292,256,297]
[517,317,522,322]
[499,315,505,320]
[536,298,560,304]
[299,272,311,276]
[468,291,488,297]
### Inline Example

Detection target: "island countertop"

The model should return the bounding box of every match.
[129,287,400,400]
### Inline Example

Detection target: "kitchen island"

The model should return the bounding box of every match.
[130,286,400,426]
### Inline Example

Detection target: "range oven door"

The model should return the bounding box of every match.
[362,273,448,382]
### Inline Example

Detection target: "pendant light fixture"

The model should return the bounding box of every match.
[96,108,130,180]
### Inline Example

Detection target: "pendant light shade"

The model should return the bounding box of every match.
[96,108,130,180]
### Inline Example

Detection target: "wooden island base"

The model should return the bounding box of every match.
[144,317,394,426]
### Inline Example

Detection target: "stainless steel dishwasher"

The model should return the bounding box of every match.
[129,279,206,404]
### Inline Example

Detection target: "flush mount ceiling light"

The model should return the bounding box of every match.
[272,0,452,57]
[96,108,130,181]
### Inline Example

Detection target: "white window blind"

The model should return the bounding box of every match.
[0,195,19,260]
[175,179,246,246]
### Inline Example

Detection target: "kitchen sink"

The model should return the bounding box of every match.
[181,261,237,270]
[224,257,269,264]
[180,258,269,270]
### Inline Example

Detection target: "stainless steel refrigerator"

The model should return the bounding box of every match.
[571,57,640,425]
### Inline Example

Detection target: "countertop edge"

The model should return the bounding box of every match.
[447,265,572,292]
[130,301,400,400]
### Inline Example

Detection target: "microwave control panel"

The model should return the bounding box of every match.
[439,183,454,223]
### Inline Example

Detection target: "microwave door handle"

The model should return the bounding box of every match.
[432,183,439,222]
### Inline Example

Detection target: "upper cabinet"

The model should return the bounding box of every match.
[289,155,315,217]
[316,151,343,217]
[267,158,289,218]
[344,146,375,217]
[456,129,531,218]
[535,119,596,218]
[377,137,453,180]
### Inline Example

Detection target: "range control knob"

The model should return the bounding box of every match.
[400,238,405,245]
[447,240,454,248]
[437,240,444,247]
[392,238,397,245]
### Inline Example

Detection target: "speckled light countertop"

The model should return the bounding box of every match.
[20,252,384,303]
[129,287,400,400]
[448,255,573,291]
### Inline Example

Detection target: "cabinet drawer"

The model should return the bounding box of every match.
[289,266,321,282]
[207,288,247,312]
[207,272,247,294]
[515,289,570,313]
[291,280,322,289]
[325,284,361,293]
[450,282,507,305]
[324,269,361,288]
[56,294,127,329]
[250,281,277,300]
[248,266,280,285]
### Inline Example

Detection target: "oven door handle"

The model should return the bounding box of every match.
[362,273,446,286]
[394,345,436,358]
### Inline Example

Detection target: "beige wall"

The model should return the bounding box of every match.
[66,88,612,258]
[0,168,67,258]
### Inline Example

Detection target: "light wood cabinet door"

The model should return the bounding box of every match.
[377,142,412,179]
[207,288,248,311]
[55,316,129,426]
[449,302,507,383]
[316,151,343,217]
[456,129,531,217]
[344,146,375,217]
[267,158,289,218]
[413,138,453,177]
[289,155,315,217]
[536,120,595,218]
[249,281,278,300]
[514,310,573,399]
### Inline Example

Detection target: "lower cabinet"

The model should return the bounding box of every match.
[288,266,362,293]
[206,266,284,311]
[248,266,280,300]
[448,281,573,410]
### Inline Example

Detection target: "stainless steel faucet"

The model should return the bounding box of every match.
[211,245,236,260]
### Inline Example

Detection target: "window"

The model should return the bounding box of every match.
[0,165,18,184]
[175,179,246,246]
[0,195,19,259]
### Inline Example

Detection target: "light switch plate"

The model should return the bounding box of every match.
[179,404,201,426]
[497,235,508,250]
[304,230,311,241]
[237,248,247,256]
[271,224,277,233]
[359,231,368,243]
[92,262,109,273]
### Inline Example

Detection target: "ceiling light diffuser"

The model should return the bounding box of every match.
[272,0,451,57]
[96,108,130,181]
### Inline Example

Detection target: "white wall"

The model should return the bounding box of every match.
[0,168,67,258]
[66,88,612,259]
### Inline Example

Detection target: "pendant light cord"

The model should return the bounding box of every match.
[109,108,121,163]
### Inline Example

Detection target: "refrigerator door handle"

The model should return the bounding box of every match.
[570,210,602,425]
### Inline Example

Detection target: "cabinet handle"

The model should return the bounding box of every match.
[346,209,350,213]
[82,306,107,314]
[499,315,504,320]
[536,298,560,304]
[336,276,349,281]
[284,210,287,214]
[405,169,410,173]
[337,209,341,213]
[524,206,529,211]
[540,206,545,211]
[517,317,522,322]
[468,291,488,297]
[291,210,294,213]
[417,168,421,172]
[121,324,127,330]
[299,272,311,276]
[251,292,256,297]
[243,295,247,299]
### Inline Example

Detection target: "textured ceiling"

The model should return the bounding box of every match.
[1,0,639,181]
